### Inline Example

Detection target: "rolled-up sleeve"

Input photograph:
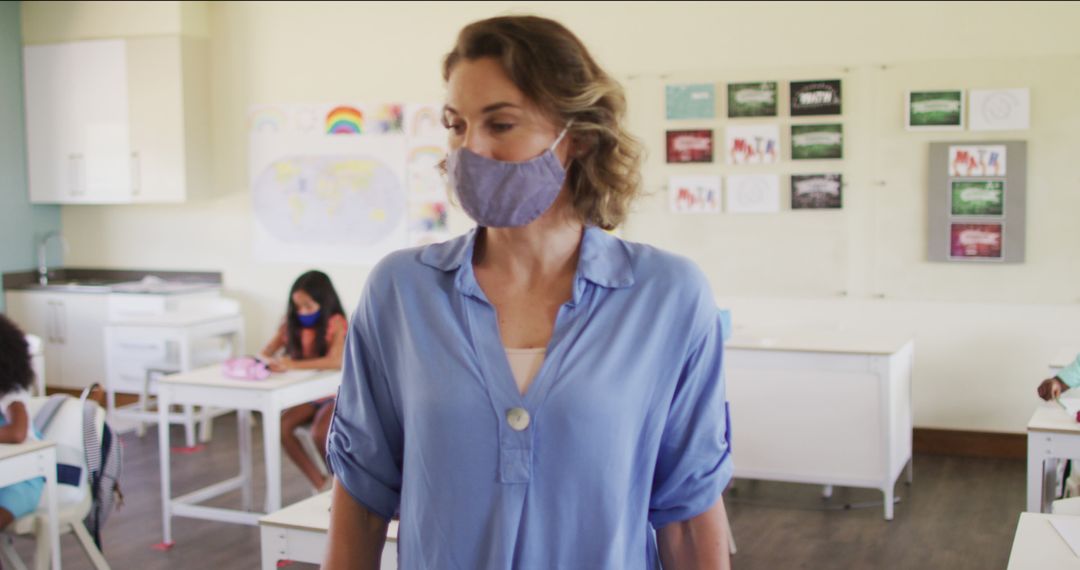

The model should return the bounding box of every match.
[648,311,733,529]
[326,289,404,521]
[1059,353,1080,389]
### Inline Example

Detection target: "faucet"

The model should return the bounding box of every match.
[37,231,68,286]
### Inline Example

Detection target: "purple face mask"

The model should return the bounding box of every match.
[446,122,572,228]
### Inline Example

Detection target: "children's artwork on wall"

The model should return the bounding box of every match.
[906,90,964,130]
[666,129,714,163]
[790,80,842,116]
[668,175,722,214]
[969,88,1030,131]
[249,102,448,263]
[405,103,444,138]
[727,82,778,118]
[950,180,1004,216]
[791,174,842,209]
[949,223,1003,260]
[725,125,780,165]
[726,174,780,214]
[666,83,716,120]
[791,124,843,159]
[948,145,1006,177]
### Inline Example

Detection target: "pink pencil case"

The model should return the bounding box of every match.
[222,357,271,380]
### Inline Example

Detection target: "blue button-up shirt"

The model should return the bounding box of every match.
[327,226,733,569]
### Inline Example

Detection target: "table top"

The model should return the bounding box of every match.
[0,440,56,462]
[259,490,399,541]
[108,310,242,328]
[159,364,341,392]
[1052,349,1077,371]
[1028,403,1080,435]
[726,328,913,355]
[1008,512,1080,569]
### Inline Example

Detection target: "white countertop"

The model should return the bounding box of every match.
[159,365,341,392]
[726,327,914,355]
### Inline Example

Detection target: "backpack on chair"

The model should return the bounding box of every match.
[79,383,125,549]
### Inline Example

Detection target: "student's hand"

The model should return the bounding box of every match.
[1038,377,1069,401]
[268,357,293,372]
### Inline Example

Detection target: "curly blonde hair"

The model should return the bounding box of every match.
[442,16,644,230]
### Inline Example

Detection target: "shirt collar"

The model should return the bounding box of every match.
[419,226,636,300]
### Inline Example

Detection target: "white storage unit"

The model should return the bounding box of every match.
[22,36,209,204]
[724,329,915,520]
[5,290,109,390]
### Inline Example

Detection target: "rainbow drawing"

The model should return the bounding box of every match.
[326,106,363,134]
[408,145,445,164]
[410,106,441,136]
[248,107,286,134]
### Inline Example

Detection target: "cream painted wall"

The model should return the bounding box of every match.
[23,1,1080,432]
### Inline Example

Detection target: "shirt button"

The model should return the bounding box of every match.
[506,407,531,431]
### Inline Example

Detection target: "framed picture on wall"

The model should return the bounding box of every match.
[791,124,843,160]
[791,174,842,209]
[666,83,716,120]
[727,82,778,118]
[790,80,842,116]
[950,180,1004,217]
[666,129,714,163]
[906,90,965,130]
[949,222,1003,260]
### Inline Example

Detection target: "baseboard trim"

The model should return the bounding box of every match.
[914,428,1025,460]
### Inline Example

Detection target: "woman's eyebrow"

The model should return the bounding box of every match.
[443,102,522,116]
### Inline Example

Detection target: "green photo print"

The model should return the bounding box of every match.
[727,82,778,117]
[791,124,843,160]
[907,90,964,129]
[950,180,1004,216]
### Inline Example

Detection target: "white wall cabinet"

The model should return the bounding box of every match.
[4,291,109,390]
[23,36,209,204]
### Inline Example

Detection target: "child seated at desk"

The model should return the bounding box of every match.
[259,270,347,493]
[0,314,45,530]
[1038,352,1080,401]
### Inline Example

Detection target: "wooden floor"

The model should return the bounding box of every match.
[7,413,1026,569]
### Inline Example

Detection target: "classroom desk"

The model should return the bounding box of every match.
[1026,404,1080,513]
[157,366,341,546]
[0,441,60,570]
[259,490,399,570]
[724,329,915,520]
[1008,512,1080,569]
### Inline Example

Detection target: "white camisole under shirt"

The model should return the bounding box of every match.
[504,347,546,395]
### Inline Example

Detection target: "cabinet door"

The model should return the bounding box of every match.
[53,293,109,390]
[4,292,65,388]
[23,40,132,204]
[127,37,185,203]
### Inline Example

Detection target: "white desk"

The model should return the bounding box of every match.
[157,365,341,545]
[1008,512,1080,569]
[106,311,244,447]
[1027,404,1080,513]
[724,329,915,520]
[259,490,399,570]
[0,441,60,570]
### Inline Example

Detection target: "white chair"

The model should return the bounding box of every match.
[25,334,45,397]
[0,396,110,570]
[294,423,329,481]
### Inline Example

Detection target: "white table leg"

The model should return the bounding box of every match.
[42,447,60,570]
[159,387,174,544]
[821,484,833,499]
[260,527,285,570]
[905,457,914,484]
[883,484,894,521]
[238,410,253,511]
[263,407,282,514]
[183,404,196,448]
[1028,432,1046,513]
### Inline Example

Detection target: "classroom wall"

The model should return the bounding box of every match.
[21,1,1080,433]
[0,0,60,313]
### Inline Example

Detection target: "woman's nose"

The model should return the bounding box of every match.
[461,126,491,158]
